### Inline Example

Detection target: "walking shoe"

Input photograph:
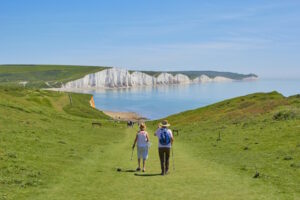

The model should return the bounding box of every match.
[160,171,165,176]
[136,167,141,171]
[142,169,146,172]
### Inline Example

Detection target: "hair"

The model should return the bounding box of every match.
[139,123,146,131]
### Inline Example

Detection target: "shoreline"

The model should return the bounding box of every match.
[89,96,147,122]
[103,110,147,122]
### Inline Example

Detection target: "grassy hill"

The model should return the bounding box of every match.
[0,65,108,88]
[148,91,300,198]
[1,86,299,199]
[0,86,111,199]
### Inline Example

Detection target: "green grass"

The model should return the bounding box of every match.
[0,65,108,88]
[149,91,300,199]
[1,87,300,199]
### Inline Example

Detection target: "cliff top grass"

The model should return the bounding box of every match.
[1,86,300,199]
[0,65,108,88]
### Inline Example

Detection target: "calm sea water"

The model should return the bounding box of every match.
[87,79,300,120]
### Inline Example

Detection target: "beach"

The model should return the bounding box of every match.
[89,96,146,121]
[103,110,146,122]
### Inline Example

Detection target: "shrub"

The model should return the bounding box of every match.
[273,110,297,120]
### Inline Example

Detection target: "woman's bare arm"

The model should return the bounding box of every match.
[132,134,138,149]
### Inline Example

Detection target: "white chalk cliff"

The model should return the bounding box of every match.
[62,68,248,89]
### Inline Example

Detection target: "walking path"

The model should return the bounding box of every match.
[31,127,279,200]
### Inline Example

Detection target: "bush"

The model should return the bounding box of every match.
[273,110,297,120]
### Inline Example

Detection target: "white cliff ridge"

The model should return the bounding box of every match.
[62,68,252,89]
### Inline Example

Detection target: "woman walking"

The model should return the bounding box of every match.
[132,123,150,172]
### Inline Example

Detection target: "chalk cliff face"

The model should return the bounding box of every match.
[62,68,237,89]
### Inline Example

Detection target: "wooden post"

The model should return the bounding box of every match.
[172,129,179,136]
[217,131,221,141]
[69,94,73,106]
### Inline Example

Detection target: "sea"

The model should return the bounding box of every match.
[84,79,300,120]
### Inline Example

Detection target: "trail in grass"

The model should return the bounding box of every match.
[31,127,281,200]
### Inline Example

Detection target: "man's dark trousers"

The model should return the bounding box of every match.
[159,147,170,174]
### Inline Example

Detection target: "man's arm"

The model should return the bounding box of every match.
[154,128,159,136]
[170,130,174,144]
[154,124,161,136]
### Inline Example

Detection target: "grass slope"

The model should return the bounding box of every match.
[0,65,108,88]
[149,91,300,199]
[1,88,299,199]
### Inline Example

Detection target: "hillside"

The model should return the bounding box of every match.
[1,87,300,199]
[0,65,108,88]
[0,86,111,199]
[148,91,300,198]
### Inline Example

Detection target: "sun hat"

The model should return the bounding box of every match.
[160,120,170,127]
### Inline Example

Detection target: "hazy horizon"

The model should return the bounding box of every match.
[0,63,298,79]
[1,0,300,79]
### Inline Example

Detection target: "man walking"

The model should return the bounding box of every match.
[155,120,174,175]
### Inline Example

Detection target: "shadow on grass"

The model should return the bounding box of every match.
[116,169,136,173]
[116,169,162,176]
[123,169,136,172]
[134,173,162,177]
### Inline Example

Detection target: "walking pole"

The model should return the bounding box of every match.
[131,146,134,161]
[172,146,175,170]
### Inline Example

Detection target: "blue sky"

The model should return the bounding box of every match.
[1,0,300,78]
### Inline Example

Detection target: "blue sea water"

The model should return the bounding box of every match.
[89,79,300,120]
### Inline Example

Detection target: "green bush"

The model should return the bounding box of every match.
[273,110,298,120]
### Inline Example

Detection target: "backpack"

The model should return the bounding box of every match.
[159,128,171,145]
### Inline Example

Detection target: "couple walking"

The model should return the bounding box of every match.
[132,120,174,175]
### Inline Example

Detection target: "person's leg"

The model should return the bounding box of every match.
[159,148,165,174]
[138,158,141,169]
[143,159,146,172]
[136,147,141,171]
[142,147,148,172]
[165,148,170,174]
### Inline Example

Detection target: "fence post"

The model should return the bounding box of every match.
[69,94,73,106]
